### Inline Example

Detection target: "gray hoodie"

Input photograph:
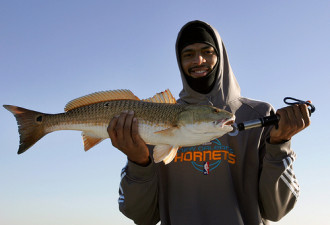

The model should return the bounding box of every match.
[118,21,299,225]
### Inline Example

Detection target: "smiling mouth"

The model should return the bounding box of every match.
[188,66,211,78]
[193,69,208,73]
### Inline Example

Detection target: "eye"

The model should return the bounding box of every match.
[203,48,215,55]
[182,52,193,58]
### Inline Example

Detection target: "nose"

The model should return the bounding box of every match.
[192,53,206,65]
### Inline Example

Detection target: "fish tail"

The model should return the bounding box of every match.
[3,105,48,154]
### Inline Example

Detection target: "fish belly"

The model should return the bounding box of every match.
[138,122,213,147]
[46,123,109,139]
[46,119,177,145]
[138,122,174,145]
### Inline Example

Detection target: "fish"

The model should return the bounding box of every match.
[3,89,235,164]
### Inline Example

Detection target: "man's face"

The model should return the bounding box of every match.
[180,43,218,78]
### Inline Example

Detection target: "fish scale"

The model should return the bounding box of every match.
[60,100,185,126]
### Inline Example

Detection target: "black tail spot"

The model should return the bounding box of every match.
[36,115,43,122]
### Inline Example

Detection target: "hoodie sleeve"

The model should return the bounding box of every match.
[118,159,160,225]
[259,139,299,221]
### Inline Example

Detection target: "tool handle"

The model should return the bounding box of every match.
[237,97,315,131]
[237,113,279,131]
[284,97,315,116]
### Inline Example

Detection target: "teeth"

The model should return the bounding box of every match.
[224,120,234,126]
[213,119,234,126]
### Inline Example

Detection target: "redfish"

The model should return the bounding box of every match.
[3,89,235,164]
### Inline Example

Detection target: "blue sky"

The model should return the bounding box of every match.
[1,1,329,224]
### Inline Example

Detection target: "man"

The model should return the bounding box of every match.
[108,20,310,225]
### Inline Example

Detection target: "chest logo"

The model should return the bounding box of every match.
[174,138,236,174]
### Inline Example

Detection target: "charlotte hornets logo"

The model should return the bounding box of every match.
[174,139,236,174]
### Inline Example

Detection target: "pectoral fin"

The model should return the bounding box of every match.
[82,132,105,151]
[154,127,177,136]
[153,145,179,164]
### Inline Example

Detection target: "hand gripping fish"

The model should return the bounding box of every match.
[3,89,235,164]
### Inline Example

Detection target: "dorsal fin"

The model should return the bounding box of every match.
[64,89,140,112]
[143,89,177,104]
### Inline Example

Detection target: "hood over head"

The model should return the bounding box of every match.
[176,20,241,109]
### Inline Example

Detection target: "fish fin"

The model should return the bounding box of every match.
[65,89,140,112]
[3,105,48,154]
[154,127,177,136]
[162,146,179,165]
[82,133,105,151]
[143,89,177,104]
[153,145,179,164]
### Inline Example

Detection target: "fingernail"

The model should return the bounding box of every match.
[129,110,134,115]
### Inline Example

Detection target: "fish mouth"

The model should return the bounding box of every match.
[214,117,235,127]
[224,119,234,126]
